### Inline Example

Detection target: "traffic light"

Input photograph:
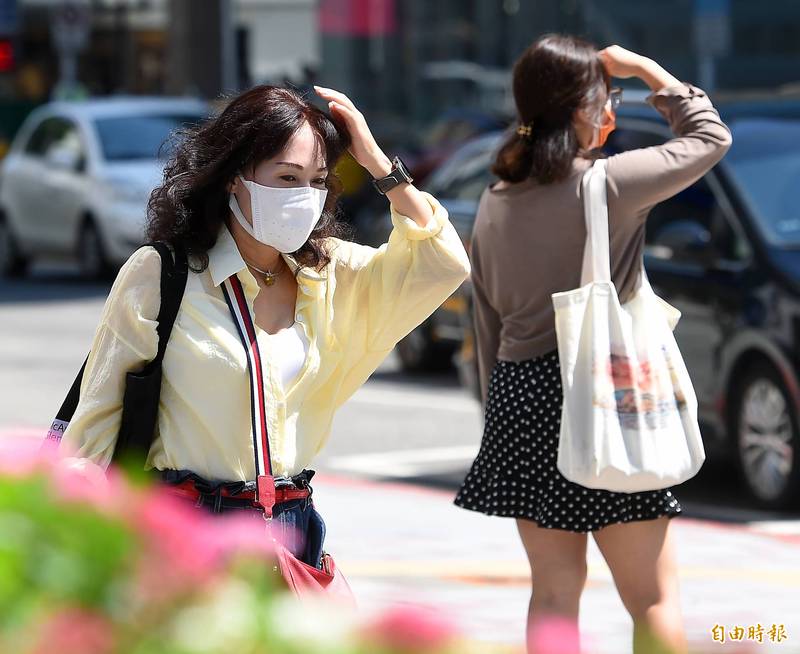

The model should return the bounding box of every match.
[0,39,14,72]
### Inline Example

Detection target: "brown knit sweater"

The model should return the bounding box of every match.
[471,83,733,402]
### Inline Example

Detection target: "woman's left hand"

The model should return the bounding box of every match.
[314,85,392,178]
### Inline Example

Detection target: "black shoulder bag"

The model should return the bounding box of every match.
[45,242,188,469]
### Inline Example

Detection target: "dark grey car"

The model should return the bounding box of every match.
[382,99,800,510]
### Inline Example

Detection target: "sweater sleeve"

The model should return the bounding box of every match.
[606,82,733,219]
[470,234,502,406]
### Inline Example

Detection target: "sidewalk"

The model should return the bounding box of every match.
[313,473,800,654]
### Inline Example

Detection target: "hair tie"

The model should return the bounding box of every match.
[516,122,534,138]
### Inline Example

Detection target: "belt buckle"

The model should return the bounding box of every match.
[256,475,276,522]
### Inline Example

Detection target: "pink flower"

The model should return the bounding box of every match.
[31,607,116,654]
[134,490,225,579]
[127,496,223,605]
[46,458,147,523]
[361,604,457,652]
[528,615,582,654]
[0,436,140,518]
[0,436,56,477]
[208,511,279,559]
[138,485,280,559]
[128,487,280,603]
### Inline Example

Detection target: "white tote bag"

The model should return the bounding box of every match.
[551,159,706,492]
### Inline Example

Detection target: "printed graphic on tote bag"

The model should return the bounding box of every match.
[593,346,688,429]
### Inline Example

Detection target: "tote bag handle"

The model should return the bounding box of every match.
[579,159,612,286]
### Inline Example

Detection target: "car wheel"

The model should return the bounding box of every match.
[0,215,30,278]
[395,322,455,373]
[732,362,800,510]
[77,219,111,280]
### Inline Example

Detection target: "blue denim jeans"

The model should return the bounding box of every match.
[271,498,327,569]
[159,468,326,569]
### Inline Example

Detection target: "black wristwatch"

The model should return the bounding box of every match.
[372,156,413,195]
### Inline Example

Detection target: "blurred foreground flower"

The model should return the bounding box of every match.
[528,615,582,654]
[360,605,459,653]
[30,607,116,654]
[0,436,473,654]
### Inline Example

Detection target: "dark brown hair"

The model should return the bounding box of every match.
[492,33,610,185]
[146,85,352,273]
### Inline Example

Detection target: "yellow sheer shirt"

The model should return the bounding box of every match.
[58,193,471,480]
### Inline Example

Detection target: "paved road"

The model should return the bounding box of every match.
[2,267,799,652]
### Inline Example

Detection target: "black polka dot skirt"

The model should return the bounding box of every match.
[454,349,683,532]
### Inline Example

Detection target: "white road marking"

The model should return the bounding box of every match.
[349,384,480,413]
[327,449,800,536]
[326,445,480,478]
[744,520,800,536]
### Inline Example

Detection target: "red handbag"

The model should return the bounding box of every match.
[222,275,355,605]
[275,546,354,602]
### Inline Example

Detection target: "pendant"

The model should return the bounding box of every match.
[264,272,276,286]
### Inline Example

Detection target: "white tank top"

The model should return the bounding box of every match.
[265,322,309,389]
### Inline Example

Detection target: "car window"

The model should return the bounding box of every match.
[24,117,69,156]
[609,126,748,265]
[604,125,664,154]
[445,166,495,202]
[44,119,86,163]
[24,116,86,167]
[425,134,500,195]
[724,118,800,247]
[644,178,713,263]
[435,149,495,202]
[94,113,206,161]
[646,173,750,264]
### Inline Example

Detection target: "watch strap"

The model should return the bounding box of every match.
[372,157,413,195]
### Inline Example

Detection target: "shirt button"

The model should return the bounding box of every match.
[295,314,303,323]
[300,285,312,294]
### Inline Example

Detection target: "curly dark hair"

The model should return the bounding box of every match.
[146,85,353,273]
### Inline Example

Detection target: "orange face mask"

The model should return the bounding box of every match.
[595,105,616,148]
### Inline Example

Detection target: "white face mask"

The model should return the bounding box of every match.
[229,175,328,253]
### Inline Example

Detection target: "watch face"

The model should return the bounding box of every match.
[392,157,412,182]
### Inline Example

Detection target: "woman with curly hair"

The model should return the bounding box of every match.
[57,84,470,570]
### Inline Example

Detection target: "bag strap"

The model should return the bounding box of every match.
[45,242,188,444]
[579,158,612,285]
[220,274,277,518]
[145,241,188,371]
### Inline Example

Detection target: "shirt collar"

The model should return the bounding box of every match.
[208,223,327,287]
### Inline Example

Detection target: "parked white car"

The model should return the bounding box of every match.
[0,96,211,278]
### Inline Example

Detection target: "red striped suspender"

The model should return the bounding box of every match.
[221,275,277,518]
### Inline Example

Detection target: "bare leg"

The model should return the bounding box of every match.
[592,515,687,654]
[516,518,588,653]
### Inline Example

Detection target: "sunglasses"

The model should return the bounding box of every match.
[608,87,623,112]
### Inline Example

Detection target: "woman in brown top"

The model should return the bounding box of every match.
[454,35,732,653]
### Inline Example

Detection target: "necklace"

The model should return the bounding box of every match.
[244,258,285,286]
